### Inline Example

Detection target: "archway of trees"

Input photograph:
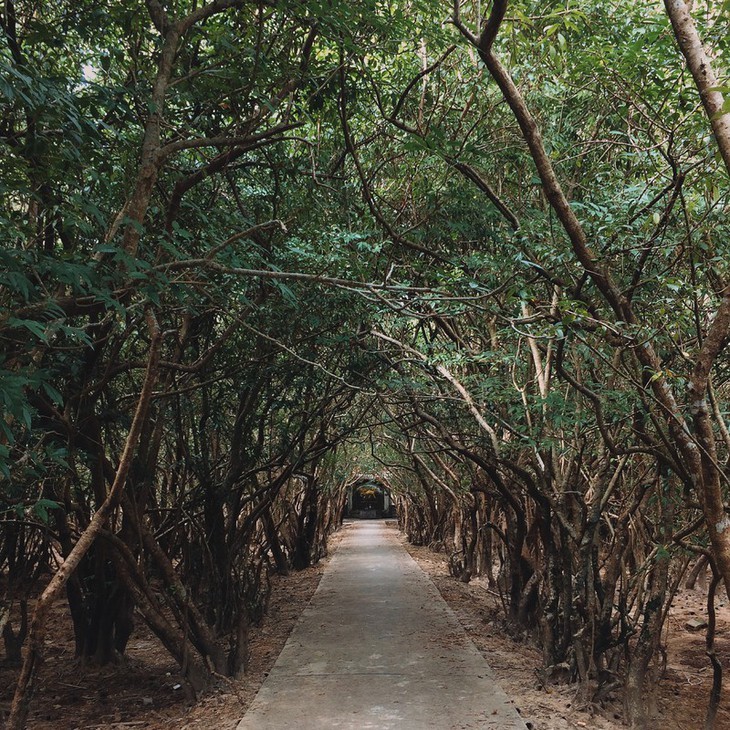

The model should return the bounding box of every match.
[1,0,729,727]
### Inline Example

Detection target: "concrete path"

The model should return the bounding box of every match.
[237,521,527,729]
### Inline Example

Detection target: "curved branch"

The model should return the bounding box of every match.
[338,57,452,265]
[450,160,520,230]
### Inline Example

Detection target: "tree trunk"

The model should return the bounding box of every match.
[454,0,730,599]
[1,600,27,666]
[7,311,161,730]
[263,505,290,575]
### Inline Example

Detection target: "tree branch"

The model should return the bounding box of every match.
[477,0,508,57]
[158,122,303,158]
[179,0,252,34]
[664,0,730,178]
[450,160,520,230]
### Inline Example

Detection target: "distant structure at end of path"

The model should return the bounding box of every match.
[344,476,396,519]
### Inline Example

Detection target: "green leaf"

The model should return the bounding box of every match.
[41,381,64,405]
[7,318,48,342]
[31,498,61,524]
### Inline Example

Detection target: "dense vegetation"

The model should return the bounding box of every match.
[1,0,728,727]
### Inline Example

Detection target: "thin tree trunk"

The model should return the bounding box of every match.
[663,0,730,176]
[705,570,722,729]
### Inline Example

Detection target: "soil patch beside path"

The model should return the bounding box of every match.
[0,529,345,730]
[397,523,729,730]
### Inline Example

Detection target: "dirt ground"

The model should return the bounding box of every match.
[0,530,341,730]
[1,523,728,729]
[397,525,730,730]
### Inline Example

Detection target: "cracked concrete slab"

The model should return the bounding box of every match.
[237,521,528,729]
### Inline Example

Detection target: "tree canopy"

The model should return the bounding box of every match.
[1,0,729,727]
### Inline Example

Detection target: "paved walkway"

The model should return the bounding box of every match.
[237,521,527,729]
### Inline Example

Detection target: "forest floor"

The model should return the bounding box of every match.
[399,527,730,730]
[1,523,728,729]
